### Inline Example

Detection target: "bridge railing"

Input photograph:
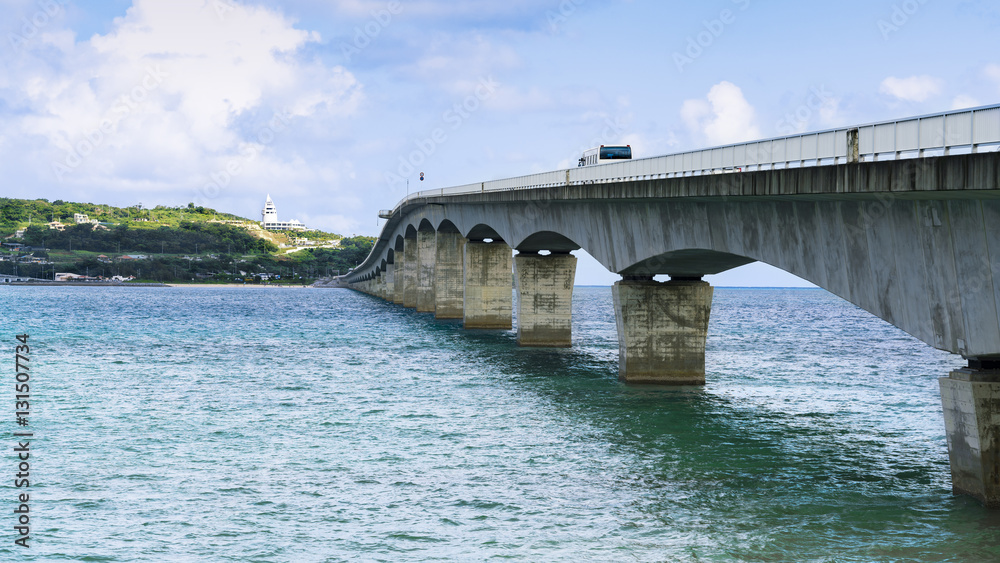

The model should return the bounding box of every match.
[361,105,1000,281]
[395,104,1000,211]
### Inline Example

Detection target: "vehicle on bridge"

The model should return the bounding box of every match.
[578,144,631,166]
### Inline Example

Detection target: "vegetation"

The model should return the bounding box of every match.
[0,198,249,235]
[1,198,374,283]
[21,222,275,255]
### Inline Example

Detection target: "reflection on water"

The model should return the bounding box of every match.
[1,285,996,561]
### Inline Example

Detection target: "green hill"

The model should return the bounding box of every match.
[0,198,373,283]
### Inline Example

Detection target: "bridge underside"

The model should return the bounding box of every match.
[344,152,1000,507]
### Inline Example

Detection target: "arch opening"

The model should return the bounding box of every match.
[466,223,504,242]
[437,219,461,234]
[516,231,581,254]
[621,249,756,277]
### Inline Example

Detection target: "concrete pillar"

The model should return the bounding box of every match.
[611,278,713,385]
[940,364,1000,507]
[463,241,512,329]
[403,238,417,308]
[514,253,577,347]
[435,232,466,319]
[384,263,395,302]
[416,230,436,313]
[393,254,405,305]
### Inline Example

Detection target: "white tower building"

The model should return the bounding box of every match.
[262,194,278,225]
[260,194,306,231]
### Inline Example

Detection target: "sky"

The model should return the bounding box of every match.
[2,0,999,285]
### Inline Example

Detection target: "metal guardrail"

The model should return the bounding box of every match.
[394,104,1000,210]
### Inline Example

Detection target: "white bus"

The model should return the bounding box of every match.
[578,145,632,167]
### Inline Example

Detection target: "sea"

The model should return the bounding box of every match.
[2,285,999,562]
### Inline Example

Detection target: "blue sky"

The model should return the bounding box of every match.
[2,0,999,285]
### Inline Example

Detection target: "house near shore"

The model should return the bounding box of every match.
[54,273,99,282]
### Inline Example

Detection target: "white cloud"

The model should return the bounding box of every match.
[680,81,760,146]
[879,75,943,102]
[0,0,362,205]
[951,94,981,110]
[406,34,519,94]
[330,0,564,21]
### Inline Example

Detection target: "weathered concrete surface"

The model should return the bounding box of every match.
[392,255,405,305]
[416,230,436,312]
[463,241,512,329]
[346,152,1000,360]
[612,279,713,384]
[342,151,1000,507]
[403,238,418,308]
[435,231,466,319]
[514,253,577,347]
[940,368,1000,507]
[384,263,395,302]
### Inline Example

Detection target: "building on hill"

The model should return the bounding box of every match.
[261,194,306,231]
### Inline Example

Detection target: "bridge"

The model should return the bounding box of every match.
[340,105,1000,507]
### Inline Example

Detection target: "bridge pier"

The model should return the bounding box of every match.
[940,361,1000,507]
[416,230,436,312]
[514,252,577,347]
[435,231,466,319]
[392,255,405,305]
[384,263,395,302]
[612,277,713,385]
[403,236,418,308]
[463,240,512,329]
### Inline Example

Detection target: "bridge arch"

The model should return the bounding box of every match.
[515,231,581,253]
[620,249,756,278]
[465,223,506,242]
[437,219,461,233]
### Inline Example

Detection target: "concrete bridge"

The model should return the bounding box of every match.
[342,105,1000,506]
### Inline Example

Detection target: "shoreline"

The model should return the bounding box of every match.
[6,281,168,287]
[166,283,313,288]
[3,281,313,288]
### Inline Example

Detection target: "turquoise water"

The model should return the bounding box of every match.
[2,285,999,561]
